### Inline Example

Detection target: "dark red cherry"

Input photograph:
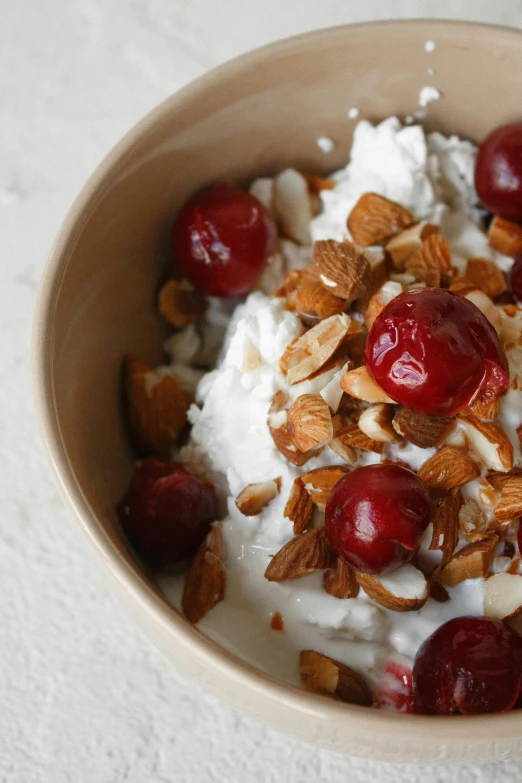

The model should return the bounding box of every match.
[324,464,431,575]
[413,616,522,715]
[475,123,522,222]
[365,288,509,416]
[171,182,277,297]
[117,457,218,567]
[511,252,522,301]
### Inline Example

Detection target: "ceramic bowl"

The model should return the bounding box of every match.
[33,20,522,763]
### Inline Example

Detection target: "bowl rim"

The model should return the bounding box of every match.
[33,18,522,748]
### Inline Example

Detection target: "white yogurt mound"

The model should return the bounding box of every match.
[158,117,520,692]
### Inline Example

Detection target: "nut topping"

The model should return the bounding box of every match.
[347,192,413,246]
[182,524,226,624]
[264,528,336,581]
[313,239,370,301]
[299,650,373,705]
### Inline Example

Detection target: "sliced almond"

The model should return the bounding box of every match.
[264,528,336,581]
[158,279,207,328]
[482,572,522,620]
[495,476,522,522]
[323,559,359,599]
[182,524,226,624]
[438,535,498,587]
[287,394,333,452]
[364,280,403,331]
[465,397,500,420]
[404,234,452,287]
[392,408,453,449]
[279,336,300,375]
[459,497,488,540]
[124,354,187,457]
[320,362,351,413]
[429,489,461,569]
[465,257,507,298]
[487,468,522,492]
[488,216,522,258]
[300,465,350,510]
[458,415,513,472]
[299,650,373,706]
[332,424,385,455]
[358,404,400,443]
[286,314,351,385]
[295,276,348,327]
[356,564,429,612]
[235,478,282,517]
[464,290,502,334]
[269,421,320,466]
[340,366,396,404]
[417,446,479,491]
[357,249,391,313]
[385,221,439,268]
[347,193,413,247]
[273,168,313,245]
[284,478,314,534]
[270,611,284,631]
[329,434,357,465]
[249,177,274,211]
[313,239,370,301]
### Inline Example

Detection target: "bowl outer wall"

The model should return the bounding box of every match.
[33,20,522,763]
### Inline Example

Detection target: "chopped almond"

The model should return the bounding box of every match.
[465,257,507,298]
[300,465,350,510]
[357,404,400,443]
[264,528,336,581]
[482,572,522,620]
[495,476,522,522]
[158,279,207,328]
[182,525,226,624]
[284,478,314,534]
[235,478,282,517]
[273,169,313,245]
[313,239,370,301]
[295,276,348,326]
[393,408,454,449]
[438,536,498,587]
[356,564,429,612]
[270,611,285,631]
[465,397,500,420]
[347,192,413,246]
[286,314,351,385]
[429,489,461,569]
[340,366,396,404]
[464,290,502,334]
[323,559,359,599]
[488,216,522,258]
[332,424,385,455]
[417,446,479,491]
[487,467,522,491]
[287,394,333,452]
[364,280,402,331]
[385,221,439,268]
[404,233,452,287]
[458,415,513,472]
[299,649,373,706]
[279,336,300,375]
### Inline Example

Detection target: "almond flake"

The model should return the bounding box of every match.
[287,394,333,453]
[364,280,402,330]
[264,528,336,581]
[392,408,453,449]
[269,421,321,466]
[299,650,373,705]
[465,397,500,420]
[299,466,350,510]
[459,497,488,540]
[347,192,413,247]
[429,489,461,569]
[270,611,284,631]
[323,559,359,599]
[320,362,351,413]
[404,233,452,287]
[158,279,207,328]
[279,336,300,375]
[438,535,498,586]
[356,563,429,612]
[284,478,314,534]
[182,524,226,624]
[458,415,513,472]
[235,478,282,517]
[488,216,522,258]
[340,366,396,404]
[464,290,502,334]
[495,476,522,522]
[332,424,385,455]
[358,404,400,443]
[124,354,187,457]
[286,314,351,385]
[313,239,370,301]
[465,258,507,298]
[417,446,479,491]
[357,250,391,313]
[295,275,348,326]
[249,177,274,211]
[273,169,313,245]
[385,221,439,268]
[482,572,522,620]
[329,435,357,465]
[487,468,522,491]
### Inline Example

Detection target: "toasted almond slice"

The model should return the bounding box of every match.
[358,404,400,443]
[364,280,403,331]
[249,177,274,211]
[287,394,333,452]
[459,497,488,540]
[182,524,226,624]
[273,169,313,245]
[404,234,452,287]
[464,290,502,334]
[392,408,454,449]
[333,424,385,455]
[458,415,513,472]
[417,446,480,491]
[299,649,373,705]
[465,258,507,298]
[235,478,282,517]
[320,362,351,413]
[465,397,501,420]
[300,465,350,510]
[429,489,461,569]
[340,366,396,404]
[313,240,370,301]
[347,193,413,247]
[286,314,351,385]
[329,434,358,465]
[295,276,348,326]
[270,611,284,631]
[124,354,187,457]
[284,478,314,534]
[438,535,498,587]
[385,221,439,268]
[488,216,522,258]
[158,279,207,328]
[264,528,336,581]
[495,476,522,522]
[323,559,360,599]
[482,572,522,620]
[356,564,429,612]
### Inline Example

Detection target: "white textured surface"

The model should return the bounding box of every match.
[3,1,522,780]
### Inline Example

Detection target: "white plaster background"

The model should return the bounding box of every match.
[3,1,522,780]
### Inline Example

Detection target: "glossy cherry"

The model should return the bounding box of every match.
[171,182,277,297]
[365,288,509,417]
[511,251,522,301]
[324,464,431,575]
[373,660,415,713]
[117,457,218,568]
[475,123,522,222]
[413,616,522,715]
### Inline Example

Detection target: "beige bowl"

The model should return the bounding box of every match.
[33,20,522,764]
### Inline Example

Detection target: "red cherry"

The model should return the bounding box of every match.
[373,660,415,713]
[365,288,509,416]
[171,182,277,297]
[511,252,522,301]
[413,616,522,715]
[117,457,218,567]
[475,123,522,222]
[324,464,431,575]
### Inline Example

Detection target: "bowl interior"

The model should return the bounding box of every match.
[35,21,522,762]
